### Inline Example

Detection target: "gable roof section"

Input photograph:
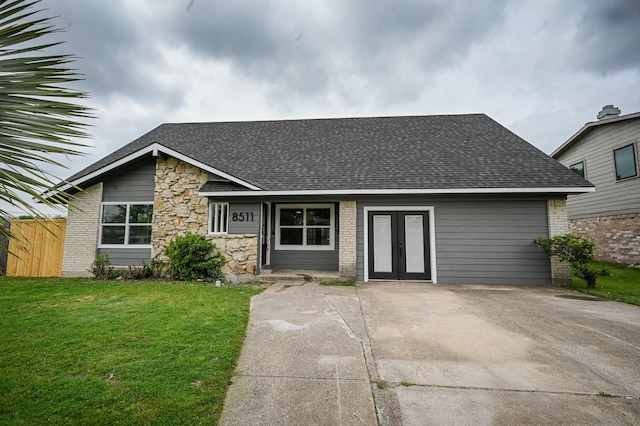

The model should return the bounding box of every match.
[60,114,593,196]
[551,111,640,158]
[51,141,260,196]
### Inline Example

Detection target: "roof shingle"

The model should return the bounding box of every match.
[65,114,593,192]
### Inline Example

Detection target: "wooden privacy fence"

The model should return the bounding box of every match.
[6,219,66,277]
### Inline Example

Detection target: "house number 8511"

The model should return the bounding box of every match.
[232,212,255,222]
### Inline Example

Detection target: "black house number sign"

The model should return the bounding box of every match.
[231,212,255,222]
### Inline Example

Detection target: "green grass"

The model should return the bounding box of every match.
[569,262,640,306]
[0,277,262,425]
[319,279,356,286]
[376,380,388,390]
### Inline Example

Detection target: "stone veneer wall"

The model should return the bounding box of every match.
[62,182,102,277]
[569,213,640,265]
[152,157,258,279]
[338,201,357,278]
[547,199,572,285]
[209,235,258,277]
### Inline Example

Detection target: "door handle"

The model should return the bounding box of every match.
[399,240,404,257]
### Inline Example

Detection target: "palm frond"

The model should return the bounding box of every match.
[0,0,94,246]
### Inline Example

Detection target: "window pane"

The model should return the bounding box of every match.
[211,203,228,233]
[129,204,153,223]
[128,225,152,245]
[570,161,585,178]
[280,209,304,226]
[219,204,228,232]
[405,215,425,273]
[373,215,392,273]
[307,228,330,245]
[102,205,126,224]
[307,208,330,225]
[614,145,637,180]
[102,226,125,244]
[280,228,303,245]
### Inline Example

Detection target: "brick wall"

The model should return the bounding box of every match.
[547,199,572,285]
[62,183,102,277]
[338,201,357,278]
[569,213,640,265]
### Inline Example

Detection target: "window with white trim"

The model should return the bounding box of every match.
[209,202,229,234]
[613,143,638,180]
[275,204,334,250]
[100,203,153,246]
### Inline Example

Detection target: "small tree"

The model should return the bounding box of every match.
[164,233,226,282]
[534,234,609,288]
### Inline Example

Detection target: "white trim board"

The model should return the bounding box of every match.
[199,187,594,197]
[363,206,437,283]
[43,142,260,198]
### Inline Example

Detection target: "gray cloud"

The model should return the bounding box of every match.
[31,0,640,163]
[571,0,640,75]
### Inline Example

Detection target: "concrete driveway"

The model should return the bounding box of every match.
[220,281,640,425]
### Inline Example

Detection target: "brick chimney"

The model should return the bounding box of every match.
[597,104,621,120]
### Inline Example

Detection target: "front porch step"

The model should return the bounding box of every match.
[258,269,341,281]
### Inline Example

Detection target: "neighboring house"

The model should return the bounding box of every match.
[51,114,593,284]
[551,105,640,265]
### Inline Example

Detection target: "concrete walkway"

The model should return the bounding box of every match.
[220,281,640,425]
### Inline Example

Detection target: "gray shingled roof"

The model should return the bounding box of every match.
[65,114,593,192]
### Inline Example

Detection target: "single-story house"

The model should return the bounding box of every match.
[52,114,593,284]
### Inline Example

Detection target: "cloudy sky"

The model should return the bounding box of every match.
[15,0,640,214]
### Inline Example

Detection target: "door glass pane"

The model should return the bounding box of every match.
[405,215,425,273]
[373,215,392,273]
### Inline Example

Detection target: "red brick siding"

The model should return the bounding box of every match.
[568,213,640,264]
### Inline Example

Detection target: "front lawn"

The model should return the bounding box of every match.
[0,277,262,425]
[570,262,640,306]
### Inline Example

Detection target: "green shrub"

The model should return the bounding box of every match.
[164,233,226,282]
[142,257,166,278]
[91,255,166,281]
[534,234,610,288]
[90,253,121,280]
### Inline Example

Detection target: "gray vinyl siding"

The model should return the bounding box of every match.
[97,247,151,266]
[99,158,156,265]
[356,198,551,285]
[555,119,640,219]
[270,250,339,270]
[102,158,156,202]
[227,203,260,234]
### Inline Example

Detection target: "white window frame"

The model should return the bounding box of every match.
[275,204,335,251]
[209,202,229,234]
[99,202,153,248]
[613,142,638,181]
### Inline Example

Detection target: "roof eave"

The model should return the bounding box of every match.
[198,187,596,197]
